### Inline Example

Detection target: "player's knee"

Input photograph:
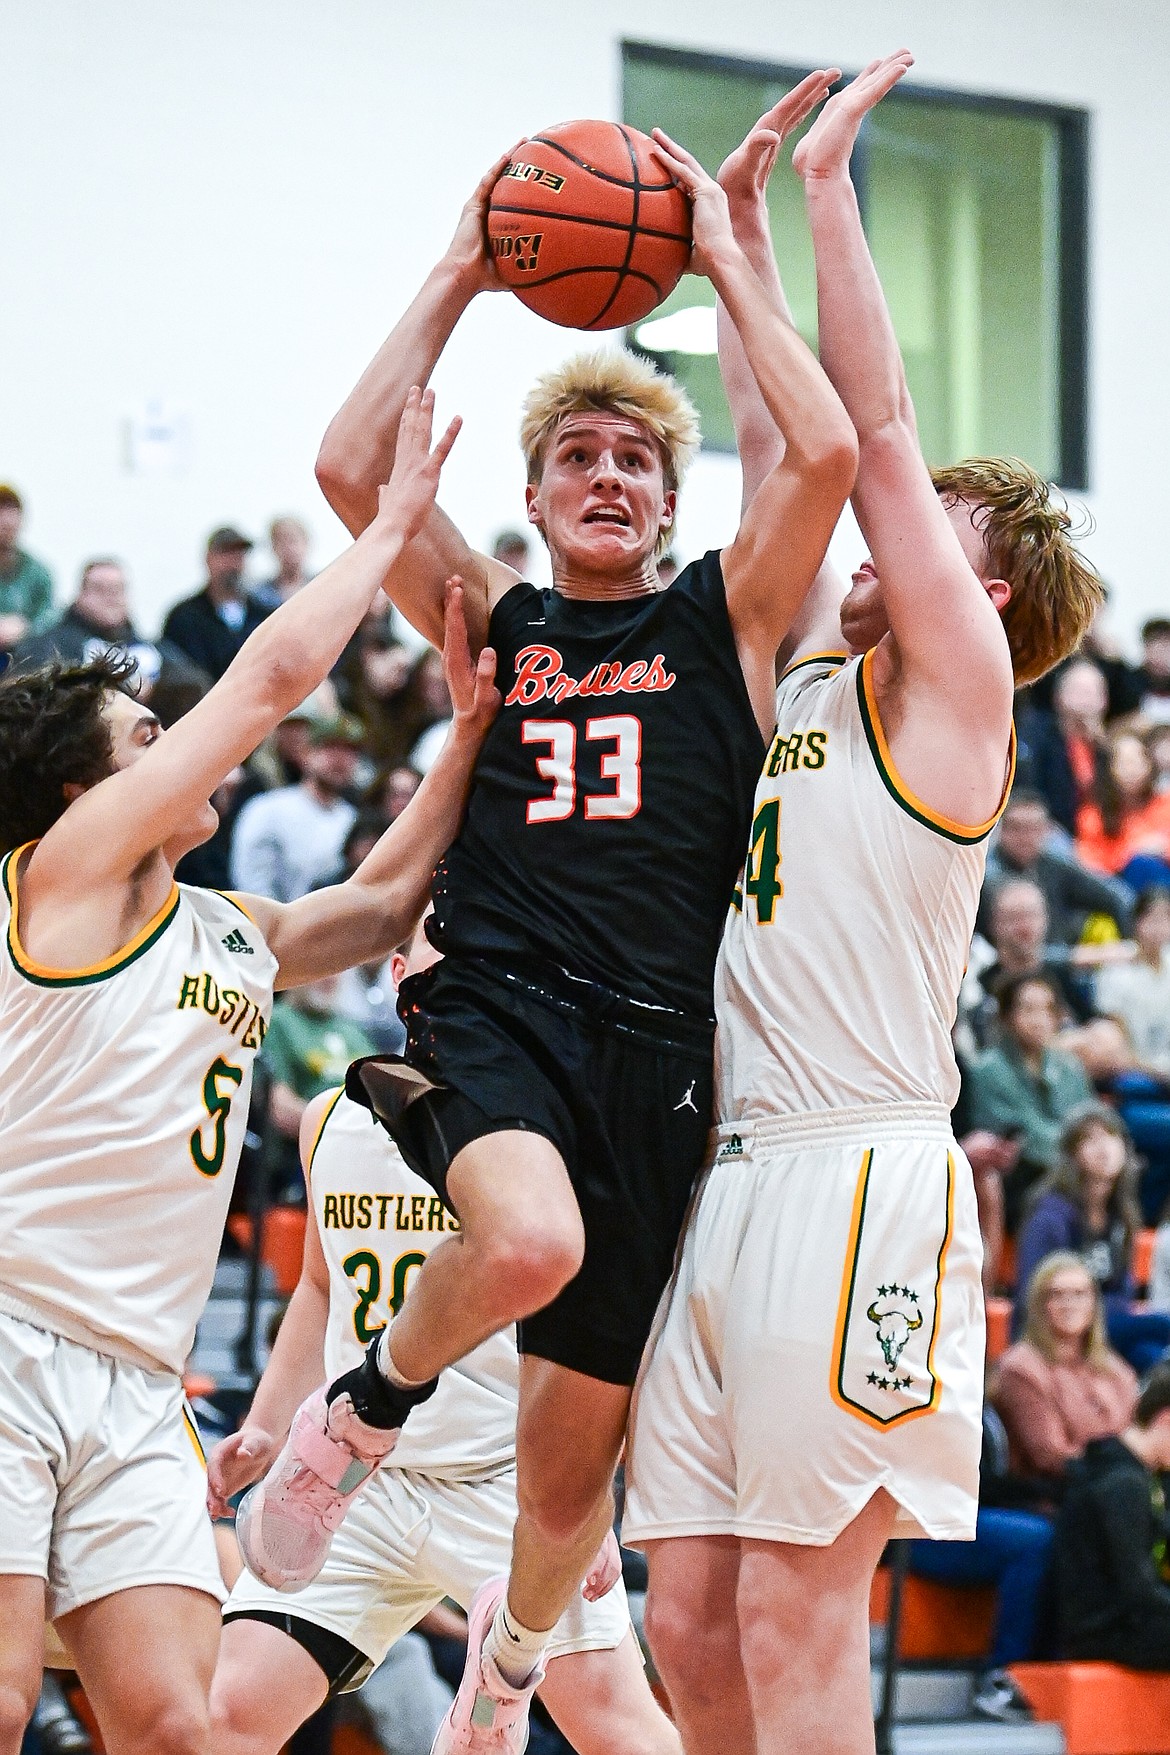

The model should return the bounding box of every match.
[481,1217,584,1317]
[0,1678,41,1755]
[207,1683,268,1755]
[643,1587,729,1698]
[122,1699,211,1755]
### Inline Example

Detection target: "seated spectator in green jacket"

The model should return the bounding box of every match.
[968,971,1095,1229]
[0,483,53,654]
[261,977,374,1192]
[1054,1362,1170,1668]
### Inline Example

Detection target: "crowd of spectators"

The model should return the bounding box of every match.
[15,473,1170,1732]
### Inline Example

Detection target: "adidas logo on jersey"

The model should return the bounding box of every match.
[221,929,253,955]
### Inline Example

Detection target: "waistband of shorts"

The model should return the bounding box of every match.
[712,1103,954,1153]
[460,955,716,1053]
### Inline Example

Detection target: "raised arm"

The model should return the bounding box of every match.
[793,55,1015,805]
[315,154,521,651]
[651,131,857,732]
[241,584,499,988]
[205,1091,337,1517]
[715,80,851,669]
[25,391,467,954]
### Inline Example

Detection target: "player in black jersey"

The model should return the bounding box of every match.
[244,92,855,1750]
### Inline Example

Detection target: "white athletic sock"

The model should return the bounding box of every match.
[376,1323,430,1390]
[483,1600,549,1690]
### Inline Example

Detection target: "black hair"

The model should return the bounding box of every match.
[0,652,140,854]
[994,967,1063,1017]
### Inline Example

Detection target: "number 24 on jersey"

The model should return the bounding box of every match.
[732,797,783,924]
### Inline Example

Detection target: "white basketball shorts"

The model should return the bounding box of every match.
[0,1310,223,1617]
[225,1463,632,1669]
[623,1105,984,1548]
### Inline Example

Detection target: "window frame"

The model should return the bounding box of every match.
[622,39,1090,489]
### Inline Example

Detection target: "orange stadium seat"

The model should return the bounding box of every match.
[227,1207,307,1297]
[870,1568,995,1661]
[1012,1662,1170,1755]
[986,1294,1013,1361]
[1133,1228,1156,1292]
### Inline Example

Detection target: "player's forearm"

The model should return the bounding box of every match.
[317,257,479,535]
[342,716,485,950]
[246,1277,330,1441]
[709,242,856,475]
[717,194,793,507]
[275,717,486,982]
[802,170,913,442]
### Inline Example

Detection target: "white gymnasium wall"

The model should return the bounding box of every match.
[3,0,1169,641]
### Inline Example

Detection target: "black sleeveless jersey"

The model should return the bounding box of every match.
[429,550,766,1020]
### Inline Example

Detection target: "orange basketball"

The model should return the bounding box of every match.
[487,120,692,331]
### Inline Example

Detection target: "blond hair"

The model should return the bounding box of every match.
[520,352,700,556]
[1022,1250,1113,1369]
[931,459,1104,686]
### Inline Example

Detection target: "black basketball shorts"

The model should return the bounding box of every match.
[373,956,714,1387]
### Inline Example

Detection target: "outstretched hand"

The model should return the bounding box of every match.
[444,145,522,294]
[793,52,913,183]
[650,129,734,280]
[581,1528,622,1602]
[206,1424,279,1521]
[717,67,841,208]
[442,578,500,744]
[374,386,462,546]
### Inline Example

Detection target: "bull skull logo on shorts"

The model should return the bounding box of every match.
[866,1286,923,1373]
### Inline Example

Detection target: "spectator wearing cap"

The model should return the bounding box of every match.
[0,484,54,655]
[253,515,314,611]
[229,711,362,902]
[980,789,1131,945]
[13,557,209,721]
[161,525,270,682]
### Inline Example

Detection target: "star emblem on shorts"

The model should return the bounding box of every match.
[879,1282,918,1301]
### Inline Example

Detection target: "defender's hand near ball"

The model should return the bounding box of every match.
[371,385,463,546]
[717,67,840,211]
[793,52,913,184]
[649,130,737,282]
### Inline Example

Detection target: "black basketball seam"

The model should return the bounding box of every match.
[587,124,643,328]
[511,264,666,299]
[530,133,678,193]
[490,203,690,246]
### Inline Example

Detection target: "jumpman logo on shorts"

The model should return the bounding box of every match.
[674,1080,698,1113]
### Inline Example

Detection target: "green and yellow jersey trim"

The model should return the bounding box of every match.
[3,843,181,988]
[780,649,850,680]
[305,1086,346,1181]
[829,1147,956,1431]
[857,650,1016,844]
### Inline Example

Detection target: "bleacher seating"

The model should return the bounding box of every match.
[1011,1662,1170,1755]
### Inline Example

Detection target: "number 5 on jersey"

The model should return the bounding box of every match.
[733,797,784,924]
[523,715,642,823]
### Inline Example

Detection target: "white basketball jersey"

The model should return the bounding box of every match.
[0,848,276,1375]
[715,651,1013,1121]
[308,1090,517,1480]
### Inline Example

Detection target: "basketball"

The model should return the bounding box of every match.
[487,120,692,331]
